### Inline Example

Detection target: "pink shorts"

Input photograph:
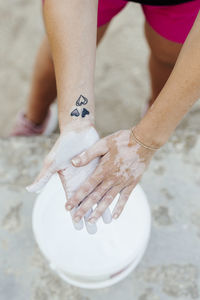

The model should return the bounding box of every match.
[97,0,200,43]
[42,0,200,44]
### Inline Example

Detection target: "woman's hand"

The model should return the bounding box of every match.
[26,122,94,193]
[26,122,112,234]
[67,129,156,223]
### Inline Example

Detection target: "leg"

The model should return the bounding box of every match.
[144,21,183,106]
[26,36,57,125]
[97,22,109,44]
[25,23,109,125]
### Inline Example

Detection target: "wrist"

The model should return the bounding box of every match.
[60,118,95,135]
[133,116,169,149]
[130,127,160,151]
[58,93,95,134]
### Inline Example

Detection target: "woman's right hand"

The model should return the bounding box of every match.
[26,122,112,234]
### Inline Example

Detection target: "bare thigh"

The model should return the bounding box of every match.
[144,21,183,104]
[97,23,110,45]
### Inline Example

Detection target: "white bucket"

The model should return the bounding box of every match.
[32,173,151,289]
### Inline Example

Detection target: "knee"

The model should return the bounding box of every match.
[150,43,179,68]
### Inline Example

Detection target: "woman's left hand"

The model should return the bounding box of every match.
[67,128,156,223]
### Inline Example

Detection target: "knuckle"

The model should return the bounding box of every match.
[90,176,100,186]
[78,208,86,216]
[95,139,103,149]
[87,193,99,205]
[91,192,99,201]
[69,195,78,204]
[71,196,83,207]
[76,188,87,199]
[107,179,114,186]
[82,182,91,194]
[104,194,114,203]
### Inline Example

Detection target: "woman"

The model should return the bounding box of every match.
[20,0,200,225]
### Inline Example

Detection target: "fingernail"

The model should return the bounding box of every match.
[72,152,86,166]
[74,216,81,223]
[113,213,118,219]
[26,184,36,193]
[26,184,42,194]
[26,185,32,192]
[66,204,73,211]
[71,157,80,166]
[88,218,96,224]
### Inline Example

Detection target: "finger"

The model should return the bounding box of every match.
[88,186,120,224]
[70,207,84,231]
[65,166,105,211]
[58,169,70,202]
[26,163,54,193]
[84,208,97,235]
[112,184,135,219]
[71,137,108,167]
[59,170,85,231]
[102,207,112,224]
[72,180,114,222]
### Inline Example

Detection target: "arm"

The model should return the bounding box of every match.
[134,12,200,148]
[27,0,113,233]
[43,0,98,131]
[66,12,200,223]
[27,0,99,191]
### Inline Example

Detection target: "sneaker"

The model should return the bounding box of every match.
[10,103,58,137]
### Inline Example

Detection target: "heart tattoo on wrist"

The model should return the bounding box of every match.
[81,108,89,118]
[71,108,80,117]
[70,95,90,118]
[76,95,88,106]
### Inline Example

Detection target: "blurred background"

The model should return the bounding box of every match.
[0,1,200,299]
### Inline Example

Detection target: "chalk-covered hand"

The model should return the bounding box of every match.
[26,123,112,234]
[67,129,155,223]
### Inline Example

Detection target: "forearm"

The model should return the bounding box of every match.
[43,0,98,132]
[134,12,200,148]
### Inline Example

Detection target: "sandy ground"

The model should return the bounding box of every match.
[1,1,200,300]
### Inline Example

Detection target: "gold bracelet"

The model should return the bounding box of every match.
[131,128,160,151]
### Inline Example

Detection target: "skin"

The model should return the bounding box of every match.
[144,21,182,105]
[26,0,111,230]
[135,13,200,148]
[42,0,98,132]
[68,12,200,222]
[26,123,112,233]
[25,15,108,125]
[27,1,200,224]
[25,15,182,127]
[69,129,154,222]
[26,37,56,125]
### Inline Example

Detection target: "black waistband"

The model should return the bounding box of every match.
[125,0,194,5]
